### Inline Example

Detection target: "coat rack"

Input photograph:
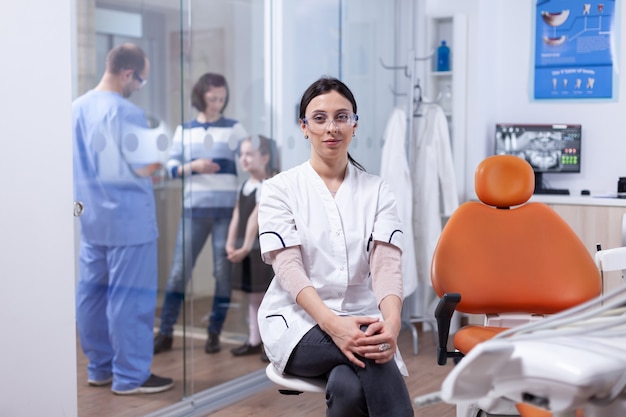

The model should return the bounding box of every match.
[379,49,434,166]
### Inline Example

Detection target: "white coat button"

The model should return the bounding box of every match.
[336,231,341,236]
[338,292,343,297]
[339,265,344,271]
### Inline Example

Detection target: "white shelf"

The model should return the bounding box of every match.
[430,71,452,77]
[531,195,626,207]
[426,13,468,202]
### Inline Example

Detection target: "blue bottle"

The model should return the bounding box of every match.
[437,40,450,72]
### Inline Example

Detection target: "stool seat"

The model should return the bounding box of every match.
[265,364,326,395]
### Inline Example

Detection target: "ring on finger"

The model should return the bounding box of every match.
[378,343,391,352]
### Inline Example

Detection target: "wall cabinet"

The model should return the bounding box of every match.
[548,201,626,293]
[549,203,626,254]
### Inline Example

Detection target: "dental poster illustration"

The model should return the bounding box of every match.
[533,0,617,99]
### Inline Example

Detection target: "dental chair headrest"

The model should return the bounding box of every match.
[475,155,535,208]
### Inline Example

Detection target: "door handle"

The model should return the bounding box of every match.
[73,201,84,217]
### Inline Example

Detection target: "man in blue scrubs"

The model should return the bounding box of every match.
[73,43,173,395]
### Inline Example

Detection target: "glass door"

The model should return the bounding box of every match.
[174,0,269,397]
[74,0,269,415]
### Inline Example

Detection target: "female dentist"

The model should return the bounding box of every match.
[257,76,414,417]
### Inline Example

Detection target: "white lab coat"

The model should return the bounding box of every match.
[257,161,408,376]
[412,103,459,315]
[380,107,418,297]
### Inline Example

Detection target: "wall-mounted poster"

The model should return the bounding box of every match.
[533,0,618,100]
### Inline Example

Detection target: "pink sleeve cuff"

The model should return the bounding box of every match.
[371,242,404,306]
[267,246,312,301]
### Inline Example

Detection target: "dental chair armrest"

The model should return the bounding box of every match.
[434,292,463,365]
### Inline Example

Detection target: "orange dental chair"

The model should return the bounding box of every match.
[431,155,601,417]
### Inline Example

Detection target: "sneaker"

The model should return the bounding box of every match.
[88,376,113,387]
[154,333,173,354]
[205,332,221,354]
[112,374,174,395]
[230,342,262,357]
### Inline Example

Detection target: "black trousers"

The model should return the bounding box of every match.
[284,325,414,417]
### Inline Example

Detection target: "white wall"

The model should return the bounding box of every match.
[0,1,77,416]
[486,0,624,197]
[429,0,625,198]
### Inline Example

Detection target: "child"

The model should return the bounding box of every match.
[226,134,278,361]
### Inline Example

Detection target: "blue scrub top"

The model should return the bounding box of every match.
[73,90,158,246]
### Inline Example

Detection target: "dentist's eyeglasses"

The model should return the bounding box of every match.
[302,112,358,134]
[134,71,147,88]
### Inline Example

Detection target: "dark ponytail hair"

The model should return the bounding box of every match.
[299,76,365,171]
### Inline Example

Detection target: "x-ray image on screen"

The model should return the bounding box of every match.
[494,124,581,173]
[494,123,581,195]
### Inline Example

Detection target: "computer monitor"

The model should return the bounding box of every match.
[494,123,581,195]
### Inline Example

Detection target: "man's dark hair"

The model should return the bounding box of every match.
[106,43,147,75]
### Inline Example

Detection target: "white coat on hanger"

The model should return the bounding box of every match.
[380,107,418,297]
[411,102,459,315]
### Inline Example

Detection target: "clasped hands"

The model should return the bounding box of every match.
[226,246,250,263]
[326,315,398,369]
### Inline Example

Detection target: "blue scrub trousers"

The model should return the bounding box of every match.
[285,325,414,417]
[76,239,158,392]
[158,214,232,336]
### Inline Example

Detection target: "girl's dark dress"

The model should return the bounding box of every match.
[232,180,274,293]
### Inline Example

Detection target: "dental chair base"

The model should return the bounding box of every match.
[440,287,626,417]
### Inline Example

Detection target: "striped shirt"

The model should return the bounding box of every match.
[166,118,247,215]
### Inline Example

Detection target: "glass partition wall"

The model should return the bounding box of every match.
[171,0,269,396]
[75,1,269,415]
[73,0,411,415]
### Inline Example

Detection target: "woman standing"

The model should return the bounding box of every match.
[257,77,413,416]
[154,73,247,354]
